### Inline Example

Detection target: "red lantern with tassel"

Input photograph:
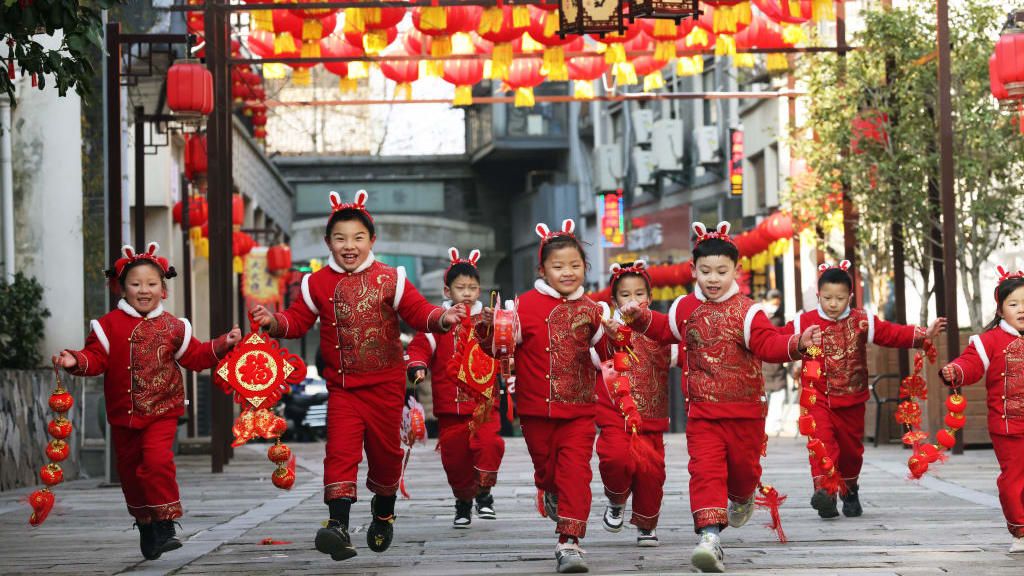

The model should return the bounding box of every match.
[167,59,214,116]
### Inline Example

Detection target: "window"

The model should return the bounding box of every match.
[295,182,444,216]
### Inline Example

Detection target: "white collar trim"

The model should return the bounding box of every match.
[118,299,164,319]
[534,278,584,301]
[694,282,739,303]
[443,300,484,315]
[329,250,376,274]
[1000,319,1022,337]
[817,304,851,322]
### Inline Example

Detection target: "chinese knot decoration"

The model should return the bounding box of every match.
[798,345,847,497]
[215,319,306,490]
[446,303,499,436]
[29,361,76,526]
[897,340,958,479]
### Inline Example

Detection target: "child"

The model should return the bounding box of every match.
[251,190,465,562]
[54,243,241,561]
[782,261,945,519]
[940,266,1024,553]
[619,221,819,574]
[595,260,677,547]
[406,247,505,529]
[478,220,607,574]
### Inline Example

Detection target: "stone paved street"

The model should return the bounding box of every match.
[0,434,1020,575]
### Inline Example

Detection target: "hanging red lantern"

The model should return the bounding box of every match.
[184,133,208,180]
[46,439,70,463]
[344,25,398,56]
[167,59,213,116]
[504,57,545,108]
[762,211,794,241]
[320,34,364,91]
[267,244,293,274]
[443,58,485,106]
[568,51,610,100]
[993,11,1024,99]
[632,55,670,91]
[39,463,64,487]
[412,5,483,58]
[703,1,753,34]
[478,5,529,81]
[379,43,419,101]
[189,196,209,228]
[233,194,245,226]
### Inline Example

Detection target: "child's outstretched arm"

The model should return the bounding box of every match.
[405,332,434,383]
[618,300,679,346]
[395,277,464,333]
[55,323,109,377]
[940,336,986,388]
[177,323,242,372]
[748,309,819,363]
[872,315,947,349]
[252,274,319,339]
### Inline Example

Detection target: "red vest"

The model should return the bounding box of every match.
[66,301,223,429]
[273,255,445,390]
[596,329,676,433]
[950,324,1024,435]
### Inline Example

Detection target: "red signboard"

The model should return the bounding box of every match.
[730,129,744,196]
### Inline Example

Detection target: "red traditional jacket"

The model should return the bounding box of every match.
[632,283,800,420]
[66,300,229,429]
[947,321,1024,435]
[595,312,678,433]
[781,306,925,408]
[407,301,500,418]
[271,253,447,390]
[477,280,608,419]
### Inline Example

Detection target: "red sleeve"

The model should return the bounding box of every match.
[177,332,232,373]
[946,337,987,387]
[631,308,679,346]
[780,319,797,336]
[396,277,446,333]
[65,330,108,377]
[747,309,800,363]
[270,278,319,340]
[871,315,926,349]
[474,320,495,357]
[592,334,612,363]
[406,332,434,369]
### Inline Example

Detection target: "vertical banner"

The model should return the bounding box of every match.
[241,246,284,311]
[730,128,744,196]
[600,189,625,247]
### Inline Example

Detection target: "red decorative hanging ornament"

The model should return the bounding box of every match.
[399,395,428,498]
[755,482,787,543]
[798,345,847,497]
[893,338,950,479]
[30,360,75,525]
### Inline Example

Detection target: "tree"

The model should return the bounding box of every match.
[1,0,126,105]
[788,0,1024,330]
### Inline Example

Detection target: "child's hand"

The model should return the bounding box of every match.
[251,305,275,328]
[480,306,495,327]
[413,368,426,382]
[619,301,643,320]
[940,364,962,386]
[602,317,622,338]
[799,325,822,351]
[441,304,467,329]
[52,351,77,369]
[926,317,948,340]
[225,325,242,347]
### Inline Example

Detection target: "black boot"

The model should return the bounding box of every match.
[841,485,862,517]
[810,489,840,519]
[453,499,473,529]
[367,495,396,553]
[135,522,160,560]
[151,520,183,556]
[475,491,496,520]
[315,519,357,561]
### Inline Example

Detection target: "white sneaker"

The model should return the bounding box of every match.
[637,528,659,547]
[728,496,755,528]
[1010,537,1024,553]
[602,505,624,533]
[555,541,588,573]
[690,532,725,573]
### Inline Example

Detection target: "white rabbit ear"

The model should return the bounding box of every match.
[122,245,135,259]
[562,219,576,234]
[716,221,731,235]
[535,223,550,239]
[818,263,830,272]
[353,189,368,207]
[147,242,160,256]
[634,259,646,269]
[328,191,343,209]
[692,222,707,238]
[609,262,622,274]
[839,260,851,271]
[448,247,460,263]
[468,249,481,264]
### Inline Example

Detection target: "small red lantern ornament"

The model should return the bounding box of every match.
[28,488,55,527]
[40,463,64,487]
[48,389,74,414]
[46,439,70,463]
[48,417,72,440]
[268,441,292,464]
[167,59,214,116]
[907,454,929,479]
[945,393,967,414]
[184,133,209,181]
[267,244,292,274]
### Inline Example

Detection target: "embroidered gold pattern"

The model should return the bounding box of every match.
[130,314,185,419]
[332,265,403,374]
[548,302,601,405]
[685,298,763,404]
[626,332,671,419]
[820,309,870,397]
[1004,338,1024,419]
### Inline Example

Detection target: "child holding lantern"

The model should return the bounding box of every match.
[783,262,946,519]
[941,266,1024,553]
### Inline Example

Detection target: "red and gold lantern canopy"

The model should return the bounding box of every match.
[478,5,530,81]
[412,5,483,58]
[505,57,546,108]
[567,51,609,100]
[320,34,365,92]
[443,58,485,107]
[167,59,213,116]
[379,44,420,101]
[345,25,399,56]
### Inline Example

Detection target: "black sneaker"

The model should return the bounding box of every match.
[151,520,183,556]
[602,504,624,533]
[475,492,496,520]
[367,496,395,553]
[135,522,160,560]
[315,520,357,561]
[810,489,840,519]
[453,499,473,529]
[841,487,863,517]
[544,491,560,523]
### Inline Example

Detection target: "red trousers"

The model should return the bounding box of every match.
[111,417,183,523]
[992,432,1024,537]
[437,412,506,500]
[808,401,865,487]
[520,415,597,538]
[597,426,666,530]
[323,383,404,502]
[687,417,764,532]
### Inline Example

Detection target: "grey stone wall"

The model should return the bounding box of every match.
[0,370,83,492]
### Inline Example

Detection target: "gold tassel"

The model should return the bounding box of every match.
[643,71,665,92]
[512,6,530,28]
[573,80,595,100]
[452,32,474,55]
[686,27,709,48]
[739,1,752,26]
[233,256,243,274]
[676,56,696,76]
[654,41,677,62]
[734,53,755,68]
[714,5,741,33]
[195,238,209,259]
[431,36,452,58]
[291,68,311,86]
[426,60,445,78]
[542,47,568,81]
[301,41,320,59]
[613,62,637,86]
[478,7,504,35]
[544,11,560,37]
[766,53,789,71]
[653,20,677,38]
[789,0,803,18]
[493,42,514,68]
[813,0,835,21]
[348,61,369,79]
[339,77,358,93]
[605,43,627,64]
[302,19,323,42]
[364,30,388,55]
[521,34,545,54]
[715,35,736,56]
[274,32,296,55]
[420,6,447,31]
[189,226,202,243]
[483,59,494,79]
[453,85,473,106]
[693,55,705,73]
[783,24,806,45]
[343,8,365,34]
[263,63,286,79]
[394,82,412,101]
[251,11,272,32]
[364,8,382,26]
[514,86,535,107]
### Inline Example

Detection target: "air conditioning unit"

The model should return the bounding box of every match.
[633,147,656,186]
[631,108,654,144]
[592,144,623,192]
[694,126,721,165]
[652,118,684,171]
